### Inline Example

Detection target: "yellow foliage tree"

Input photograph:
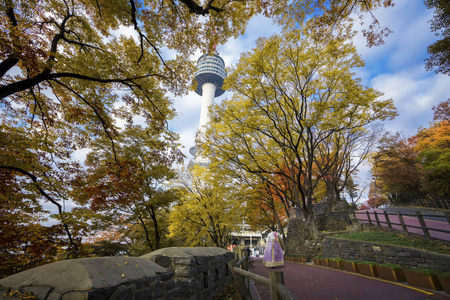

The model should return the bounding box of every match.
[205,29,396,238]
[169,165,243,248]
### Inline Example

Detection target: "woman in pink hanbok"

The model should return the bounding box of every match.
[263,226,284,267]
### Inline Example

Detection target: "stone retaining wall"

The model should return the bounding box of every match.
[142,247,235,300]
[285,219,324,258]
[315,211,352,231]
[323,237,450,272]
[0,247,234,300]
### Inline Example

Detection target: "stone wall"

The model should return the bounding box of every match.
[0,247,235,300]
[285,218,324,258]
[323,237,450,272]
[142,247,235,300]
[314,211,352,232]
[285,210,354,258]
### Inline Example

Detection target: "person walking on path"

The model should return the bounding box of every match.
[263,226,284,267]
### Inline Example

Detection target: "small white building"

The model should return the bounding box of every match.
[229,221,268,257]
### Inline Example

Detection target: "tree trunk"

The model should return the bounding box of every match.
[326,180,337,212]
[148,205,160,249]
[304,212,320,239]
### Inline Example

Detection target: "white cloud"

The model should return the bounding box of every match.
[353,0,435,75]
[347,0,450,140]
[221,14,282,66]
[72,148,91,164]
[370,62,450,137]
[109,25,139,43]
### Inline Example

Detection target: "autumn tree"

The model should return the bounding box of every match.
[1,0,398,265]
[344,175,365,208]
[0,124,81,252]
[371,99,450,205]
[205,29,396,238]
[0,0,267,256]
[169,165,243,248]
[278,0,395,47]
[237,174,290,241]
[315,124,382,212]
[367,181,389,208]
[415,99,450,198]
[371,132,424,204]
[0,168,65,278]
[74,124,183,254]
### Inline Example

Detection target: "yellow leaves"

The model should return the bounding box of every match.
[168,166,243,247]
[5,290,37,300]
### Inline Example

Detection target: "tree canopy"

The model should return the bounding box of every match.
[73,124,183,254]
[1,0,407,275]
[204,29,396,238]
[169,165,243,248]
[371,99,450,205]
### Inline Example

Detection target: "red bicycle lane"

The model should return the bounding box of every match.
[249,258,450,300]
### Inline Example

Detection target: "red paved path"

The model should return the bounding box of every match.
[355,209,450,241]
[249,258,450,300]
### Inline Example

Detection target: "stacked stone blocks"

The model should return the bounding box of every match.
[0,247,234,300]
[141,247,234,300]
[323,237,450,272]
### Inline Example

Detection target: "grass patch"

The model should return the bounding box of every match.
[333,231,450,255]
[378,263,403,270]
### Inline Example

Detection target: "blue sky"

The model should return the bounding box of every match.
[169,0,450,194]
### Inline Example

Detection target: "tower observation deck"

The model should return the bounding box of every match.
[190,53,227,165]
[194,53,227,97]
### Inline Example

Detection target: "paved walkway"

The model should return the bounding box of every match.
[249,258,450,300]
[355,209,450,242]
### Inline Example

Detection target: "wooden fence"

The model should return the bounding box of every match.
[351,210,450,241]
[230,249,297,300]
[413,199,450,210]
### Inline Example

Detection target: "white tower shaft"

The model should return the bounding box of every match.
[198,82,216,135]
[191,53,226,166]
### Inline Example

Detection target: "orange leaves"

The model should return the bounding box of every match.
[372,99,450,202]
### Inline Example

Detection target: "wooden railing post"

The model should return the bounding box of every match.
[269,271,284,300]
[243,249,249,271]
[374,211,381,226]
[445,212,450,226]
[384,211,392,230]
[366,211,372,226]
[397,211,408,233]
[233,246,240,259]
[228,260,251,299]
[416,211,431,239]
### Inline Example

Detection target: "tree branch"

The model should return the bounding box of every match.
[0,71,165,100]
[0,165,79,251]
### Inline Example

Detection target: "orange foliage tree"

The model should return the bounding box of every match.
[371,99,450,204]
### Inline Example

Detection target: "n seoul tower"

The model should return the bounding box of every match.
[189,52,227,165]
